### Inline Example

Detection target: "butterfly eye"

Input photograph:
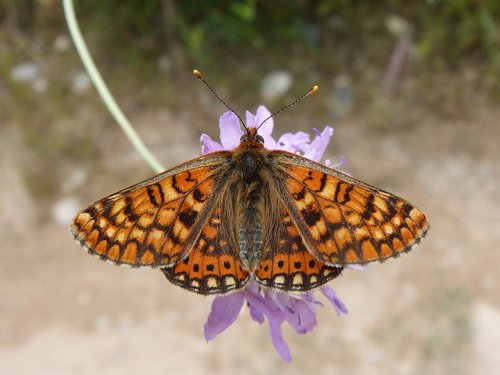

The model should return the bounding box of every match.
[256,135,265,144]
[240,135,247,142]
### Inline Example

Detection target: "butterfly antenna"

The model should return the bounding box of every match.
[193,69,246,131]
[256,85,319,131]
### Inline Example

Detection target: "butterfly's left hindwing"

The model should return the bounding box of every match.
[272,152,429,266]
[71,153,231,268]
[162,204,249,295]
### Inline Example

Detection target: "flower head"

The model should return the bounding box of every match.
[200,106,348,362]
[204,282,347,362]
[201,105,335,161]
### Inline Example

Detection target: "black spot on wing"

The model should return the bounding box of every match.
[193,188,206,202]
[302,209,321,226]
[179,209,198,227]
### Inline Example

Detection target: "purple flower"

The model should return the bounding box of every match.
[201,105,335,158]
[201,106,349,363]
[204,282,348,362]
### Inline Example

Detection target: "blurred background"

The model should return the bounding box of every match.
[1,1,499,374]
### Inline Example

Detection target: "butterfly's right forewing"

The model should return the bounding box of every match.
[272,151,429,266]
[71,152,232,268]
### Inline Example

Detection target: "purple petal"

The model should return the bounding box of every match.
[254,105,272,127]
[303,126,334,162]
[245,111,255,128]
[246,288,283,327]
[246,106,273,131]
[268,317,291,363]
[246,290,292,361]
[246,281,265,323]
[200,134,223,155]
[219,112,244,150]
[276,131,311,153]
[204,293,245,341]
[263,290,317,335]
[286,298,317,334]
[320,286,348,316]
[267,290,287,311]
[246,106,278,149]
[246,288,279,318]
[301,291,324,307]
[249,303,265,324]
[245,110,255,127]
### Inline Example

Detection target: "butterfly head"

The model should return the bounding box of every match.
[240,127,265,144]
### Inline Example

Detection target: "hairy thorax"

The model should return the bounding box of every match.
[228,145,278,271]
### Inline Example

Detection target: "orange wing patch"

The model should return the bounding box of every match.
[162,206,249,295]
[275,154,429,266]
[255,210,343,291]
[71,162,226,268]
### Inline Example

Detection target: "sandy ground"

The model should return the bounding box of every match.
[1,103,499,375]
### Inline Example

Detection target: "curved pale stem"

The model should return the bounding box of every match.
[62,0,165,173]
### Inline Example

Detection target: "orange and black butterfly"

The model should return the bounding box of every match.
[71,75,429,296]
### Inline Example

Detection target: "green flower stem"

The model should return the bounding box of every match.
[62,0,165,173]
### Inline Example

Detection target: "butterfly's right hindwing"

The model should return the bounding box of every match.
[255,205,343,291]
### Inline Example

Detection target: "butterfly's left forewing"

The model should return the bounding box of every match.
[71,152,232,268]
[271,151,429,266]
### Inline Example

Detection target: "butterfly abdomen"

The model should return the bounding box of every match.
[239,227,262,270]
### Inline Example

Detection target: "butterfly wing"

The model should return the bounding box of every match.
[255,207,343,291]
[162,205,249,295]
[71,152,232,268]
[271,151,429,266]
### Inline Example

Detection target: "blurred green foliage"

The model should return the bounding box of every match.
[66,0,500,69]
[417,0,500,69]
[2,0,498,68]
[1,0,499,116]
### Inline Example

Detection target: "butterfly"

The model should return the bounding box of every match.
[71,119,429,295]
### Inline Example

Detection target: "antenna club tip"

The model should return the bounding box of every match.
[193,69,202,79]
[310,85,319,95]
